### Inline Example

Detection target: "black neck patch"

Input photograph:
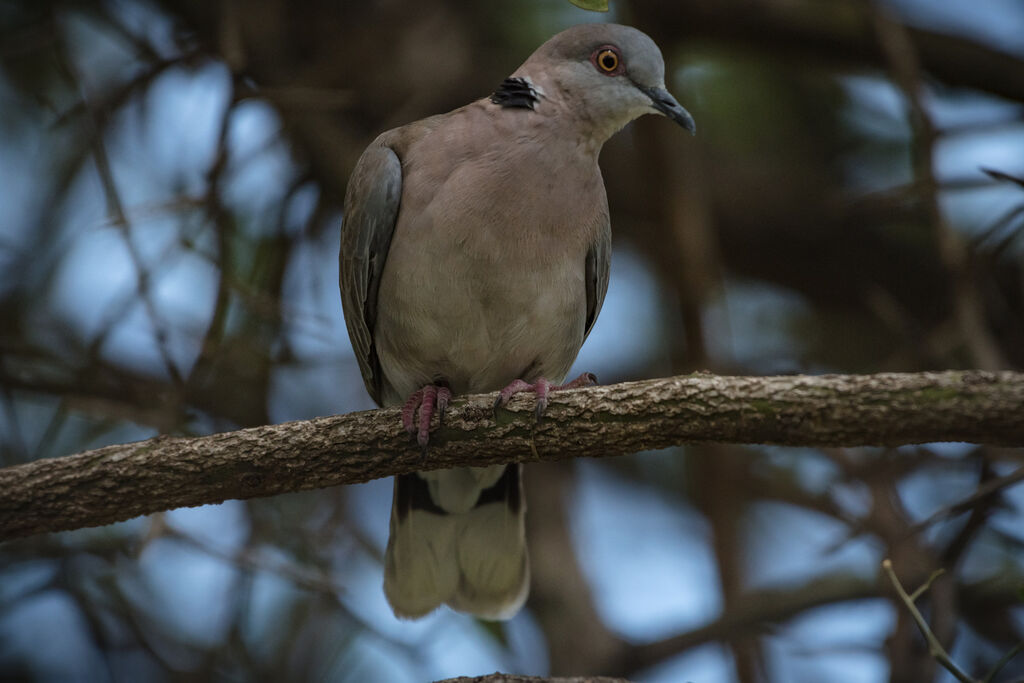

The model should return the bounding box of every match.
[490,77,538,110]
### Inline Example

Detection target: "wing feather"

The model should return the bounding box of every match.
[339,142,402,405]
[584,225,611,342]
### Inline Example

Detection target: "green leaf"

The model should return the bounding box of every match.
[568,0,610,11]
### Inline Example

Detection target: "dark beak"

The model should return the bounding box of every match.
[641,86,696,135]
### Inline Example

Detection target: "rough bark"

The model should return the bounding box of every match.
[1,371,1022,541]
[436,676,631,683]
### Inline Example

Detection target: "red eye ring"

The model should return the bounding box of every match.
[591,46,623,75]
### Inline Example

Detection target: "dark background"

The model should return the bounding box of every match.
[1,0,1024,681]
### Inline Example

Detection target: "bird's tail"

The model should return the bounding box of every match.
[383,464,529,620]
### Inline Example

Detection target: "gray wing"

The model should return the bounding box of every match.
[584,226,611,342]
[339,142,402,406]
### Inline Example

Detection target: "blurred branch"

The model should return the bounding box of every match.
[871,5,1009,371]
[155,518,350,597]
[53,34,187,391]
[605,572,880,676]
[147,517,414,654]
[983,169,1024,190]
[516,565,1024,679]
[525,462,623,674]
[912,464,1024,535]
[635,0,1024,104]
[0,344,186,431]
[1,371,1023,540]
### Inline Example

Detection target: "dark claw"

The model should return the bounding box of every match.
[436,386,451,427]
[534,399,547,423]
[417,417,432,458]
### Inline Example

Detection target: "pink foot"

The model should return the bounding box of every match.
[493,372,598,422]
[401,384,452,452]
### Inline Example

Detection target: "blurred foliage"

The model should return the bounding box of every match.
[1,0,1024,681]
[569,0,610,12]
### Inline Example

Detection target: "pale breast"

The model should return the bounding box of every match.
[373,111,607,403]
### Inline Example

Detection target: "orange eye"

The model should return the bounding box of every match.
[595,48,620,74]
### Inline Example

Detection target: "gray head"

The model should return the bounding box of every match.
[505,24,695,142]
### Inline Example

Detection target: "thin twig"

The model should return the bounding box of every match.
[908,568,946,603]
[882,559,976,683]
[982,640,1024,683]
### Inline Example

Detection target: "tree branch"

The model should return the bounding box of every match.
[2,371,1022,541]
[436,676,631,683]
